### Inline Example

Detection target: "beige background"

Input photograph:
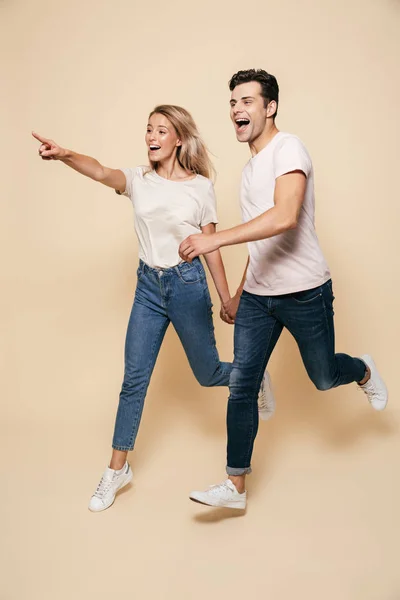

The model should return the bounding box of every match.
[1,0,400,598]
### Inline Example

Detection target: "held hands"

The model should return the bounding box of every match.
[32,132,66,160]
[219,291,242,325]
[220,303,235,325]
[179,233,221,262]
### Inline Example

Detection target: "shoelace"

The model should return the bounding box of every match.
[358,379,377,401]
[94,476,113,499]
[208,481,233,496]
[258,380,269,410]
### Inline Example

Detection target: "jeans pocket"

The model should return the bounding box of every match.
[292,286,322,304]
[177,261,203,284]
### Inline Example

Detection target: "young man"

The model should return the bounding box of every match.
[179,69,388,510]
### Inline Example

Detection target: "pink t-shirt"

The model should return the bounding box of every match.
[241,132,331,295]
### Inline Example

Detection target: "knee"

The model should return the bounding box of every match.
[196,372,215,387]
[228,374,258,404]
[229,366,257,392]
[120,368,147,395]
[311,376,335,391]
[194,361,231,387]
[121,371,138,389]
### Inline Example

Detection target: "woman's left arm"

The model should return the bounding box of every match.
[200,224,234,324]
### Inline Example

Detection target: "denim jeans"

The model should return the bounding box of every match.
[112,258,232,451]
[226,280,366,475]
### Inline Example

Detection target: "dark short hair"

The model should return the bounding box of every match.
[229,69,279,118]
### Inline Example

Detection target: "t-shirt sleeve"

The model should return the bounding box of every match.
[115,167,136,198]
[274,137,312,179]
[200,180,219,226]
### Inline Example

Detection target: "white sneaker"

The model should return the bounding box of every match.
[189,479,247,509]
[258,370,275,420]
[358,355,388,411]
[88,462,132,512]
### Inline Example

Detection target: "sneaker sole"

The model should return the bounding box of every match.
[189,494,246,510]
[88,471,133,513]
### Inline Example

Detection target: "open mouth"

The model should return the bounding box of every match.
[149,145,161,152]
[235,118,250,131]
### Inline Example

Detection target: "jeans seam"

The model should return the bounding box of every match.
[203,285,220,367]
[228,294,279,472]
[242,318,280,468]
[320,283,341,389]
[127,319,168,449]
[320,282,364,385]
[321,286,333,355]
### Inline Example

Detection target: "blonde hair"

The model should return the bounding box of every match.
[148,105,215,180]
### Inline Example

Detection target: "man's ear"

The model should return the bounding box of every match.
[267,100,277,118]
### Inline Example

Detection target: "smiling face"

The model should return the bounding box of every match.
[230,81,275,144]
[145,113,181,163]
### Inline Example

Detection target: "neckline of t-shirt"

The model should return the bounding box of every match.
[249,131,286,162]
[151,169,200,184]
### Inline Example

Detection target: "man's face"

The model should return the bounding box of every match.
[230,81,270,143]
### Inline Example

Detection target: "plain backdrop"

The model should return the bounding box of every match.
[1,0,399,598]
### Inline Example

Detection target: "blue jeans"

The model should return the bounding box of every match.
[112,258,232,451]
[226,280,366,475]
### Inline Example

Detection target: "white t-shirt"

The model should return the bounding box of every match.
[241,132,331,295]
[119,166,218,268]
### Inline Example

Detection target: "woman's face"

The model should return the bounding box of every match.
[145,113,181,163]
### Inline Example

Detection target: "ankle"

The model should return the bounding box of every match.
[358,365,371,386]
[110,462,125,472]
[110,449,128,471]
[229,475,246,494]
[110,457,127,471]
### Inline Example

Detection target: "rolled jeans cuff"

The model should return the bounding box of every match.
[226,465,252,476]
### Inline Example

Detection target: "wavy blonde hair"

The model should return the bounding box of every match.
[148,105,215,180]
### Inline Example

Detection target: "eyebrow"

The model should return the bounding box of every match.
[230,96,255,105]
[147,124,169,130]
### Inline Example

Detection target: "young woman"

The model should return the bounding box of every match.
[32,105,274,512]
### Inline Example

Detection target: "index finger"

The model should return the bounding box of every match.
[179,237,189,249]
[179,242,191,256]
[32,131,50,144]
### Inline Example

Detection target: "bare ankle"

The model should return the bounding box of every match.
[358,365,371,386]
[110,450,128,471]
[229,475,246,494]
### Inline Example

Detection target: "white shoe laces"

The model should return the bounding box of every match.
[208,481,234,497]
[258,378,274,412]
[94,476,113,499]
[258,381,269,410]
[358,378,379,401]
